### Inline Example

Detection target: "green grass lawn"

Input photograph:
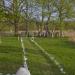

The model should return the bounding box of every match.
[0,37,23,74]
[35,37,75,75]
[23,37,64,75]
[0,37,74,75]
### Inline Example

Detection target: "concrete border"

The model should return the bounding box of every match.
[0,37,2,44]
[16,37,31,75]
[30,37,66,74]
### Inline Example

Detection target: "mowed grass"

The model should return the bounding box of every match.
[35,37,75,75]
[23,37,64,75]
[0,37,23,74]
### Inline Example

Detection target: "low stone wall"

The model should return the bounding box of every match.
[0,30,74,37]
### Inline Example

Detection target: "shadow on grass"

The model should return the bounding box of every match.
[0,45,23,73]
[0,45,22,53]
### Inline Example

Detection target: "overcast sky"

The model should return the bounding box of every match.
[4,0,75,22]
